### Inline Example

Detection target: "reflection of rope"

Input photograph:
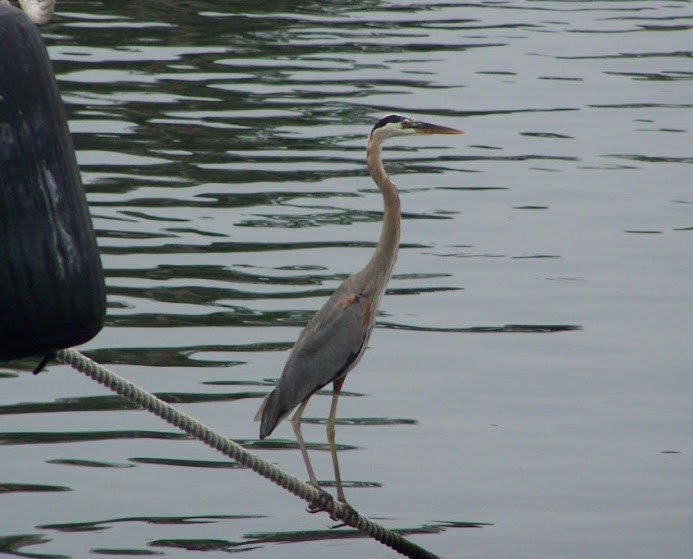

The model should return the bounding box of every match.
[55,348,438,559]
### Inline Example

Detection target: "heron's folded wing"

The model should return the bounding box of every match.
[274,291,372,407]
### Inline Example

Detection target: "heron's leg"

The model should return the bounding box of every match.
[292,397,335,515]
[291,397,319,487]
[327,376,347,503]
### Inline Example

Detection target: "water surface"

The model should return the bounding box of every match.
[1,1,691,558]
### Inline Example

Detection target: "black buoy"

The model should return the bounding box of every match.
[0,4,106,361]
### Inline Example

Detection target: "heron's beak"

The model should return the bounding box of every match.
[410,120,464,135]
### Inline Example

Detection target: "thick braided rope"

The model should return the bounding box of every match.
[54,348,438,559]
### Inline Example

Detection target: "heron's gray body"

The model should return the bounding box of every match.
[256,273,379,439]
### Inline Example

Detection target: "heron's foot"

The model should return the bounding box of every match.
[329,499,359,528]
[306,484,335,515]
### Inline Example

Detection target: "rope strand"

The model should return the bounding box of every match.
[54,348,438,559]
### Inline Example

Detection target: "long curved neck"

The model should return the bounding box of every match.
[363,138,401,295]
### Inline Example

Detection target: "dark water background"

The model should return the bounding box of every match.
[1,1,691,557]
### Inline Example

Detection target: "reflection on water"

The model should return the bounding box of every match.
[1,1,691,558]
[0,430,188,445]
[35,514,488,555]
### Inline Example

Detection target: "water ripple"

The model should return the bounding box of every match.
[2,2,690,558]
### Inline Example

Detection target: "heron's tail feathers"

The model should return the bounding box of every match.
[255,389,283,439]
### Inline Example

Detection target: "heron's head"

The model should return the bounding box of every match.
[370,114,464,141]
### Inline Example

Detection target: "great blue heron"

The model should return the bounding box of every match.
[255,114,463,505]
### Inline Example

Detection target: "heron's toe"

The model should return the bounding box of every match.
[329,499,359,527]
[306,485,335,514]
